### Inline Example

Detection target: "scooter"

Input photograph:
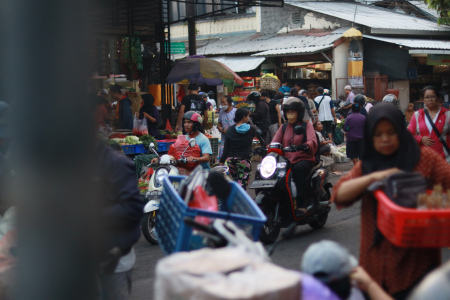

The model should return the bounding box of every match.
[141,139,197,244]
[249,125,332,244]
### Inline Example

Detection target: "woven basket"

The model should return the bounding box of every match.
[260,77,280,92]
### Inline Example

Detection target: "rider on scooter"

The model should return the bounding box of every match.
[152,112,212,169]
[271,97,318,217]
[182,111,212,170]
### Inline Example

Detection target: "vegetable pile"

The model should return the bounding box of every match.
[139,135,157,150]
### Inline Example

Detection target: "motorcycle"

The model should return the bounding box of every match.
[249,125,332,244]
[140,138,197,244]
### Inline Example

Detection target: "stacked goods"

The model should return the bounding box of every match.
[417,184,450,209]
[260,74,280,92]
[159,130,183,140]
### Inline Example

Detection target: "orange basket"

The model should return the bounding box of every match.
[375,190,450,248]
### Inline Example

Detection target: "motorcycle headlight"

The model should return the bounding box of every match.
[260,156,277,179]
[154,169,169,188]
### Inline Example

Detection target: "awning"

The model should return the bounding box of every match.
[211,56,266,72]
[363,35,450,54]
[252,45,333,57]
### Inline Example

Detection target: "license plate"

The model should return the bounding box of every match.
[150,191,161,196]
[250,180,277,189]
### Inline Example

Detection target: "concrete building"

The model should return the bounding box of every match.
[170,1,450,108]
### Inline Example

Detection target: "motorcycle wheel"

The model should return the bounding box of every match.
[308,212,329,229]
[259,204,280,244]
[141,211,158,245]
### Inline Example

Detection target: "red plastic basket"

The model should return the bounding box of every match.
[375,190,450,248]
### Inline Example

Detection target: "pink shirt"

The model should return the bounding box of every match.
[407,107,450,159]
[272,122,318,164]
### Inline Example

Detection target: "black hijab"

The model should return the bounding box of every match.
[360,102,420,175]
[140,94,154,113]
[139,94,155,121]
[361,103,421,247]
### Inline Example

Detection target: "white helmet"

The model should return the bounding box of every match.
[159,154,176,165]
[382,94,399,106]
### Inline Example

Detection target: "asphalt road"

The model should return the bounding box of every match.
[130,161,450,299]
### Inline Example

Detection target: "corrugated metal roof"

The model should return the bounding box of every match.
[197,29,343,55]
[287,1,450,32]
[252,45,332,56]
[211,56,266,72]
[364,35,450,49]
[408,1,440,19]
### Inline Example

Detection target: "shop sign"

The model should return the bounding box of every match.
[165,42,186,54]
[427,54,450,65]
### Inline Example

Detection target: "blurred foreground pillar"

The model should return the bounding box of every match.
[1,0,101,299]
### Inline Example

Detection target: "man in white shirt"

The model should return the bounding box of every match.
[314,87,337,142]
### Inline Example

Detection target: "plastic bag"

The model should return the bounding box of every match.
[154,247,301,300]
[133,114,149,136]
[211,126,221,139]
[168,135,202,171]
[188,186,218,225]
[333,128,344,145]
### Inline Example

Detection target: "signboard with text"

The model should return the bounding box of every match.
[165,42,186,54]
[427,54,450,65]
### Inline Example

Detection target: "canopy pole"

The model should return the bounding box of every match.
[320,51,334,65]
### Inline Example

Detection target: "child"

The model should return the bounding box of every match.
[314,121,332,156]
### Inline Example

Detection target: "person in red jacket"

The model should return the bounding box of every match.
[407,86,450,162]
[271,97,318,217]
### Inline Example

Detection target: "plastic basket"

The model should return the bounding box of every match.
[134,144,147,154]
[121,145,135,154]
[156,175,267,254]
[260,77,280,92]
[157,140,176,152]
[209,138,219,156]
[375,190,450,248]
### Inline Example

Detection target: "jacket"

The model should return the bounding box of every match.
[251,100,271,132]
[271,122,317,164]
[96,144,144,254]
[220,124,265,163]
[407,107,450,159]
[119,97,133,130]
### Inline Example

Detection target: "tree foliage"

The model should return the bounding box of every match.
[423,0,450,25]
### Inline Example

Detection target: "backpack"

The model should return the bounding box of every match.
[282,122,321,164]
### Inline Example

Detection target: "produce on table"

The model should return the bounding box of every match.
[336,119,345,130]
[105,139,120,146]
[139,135,157,150]
[125,135,142,145]
[109,133,127,139]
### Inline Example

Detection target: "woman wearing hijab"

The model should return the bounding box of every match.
[332,103,450,299]
[139,93,161,137]
[219,108,265,190]
[407,86,450,161]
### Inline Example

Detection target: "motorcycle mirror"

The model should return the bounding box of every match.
[189,138,196,148]
[149,142,155,148]
[294,125,304,135]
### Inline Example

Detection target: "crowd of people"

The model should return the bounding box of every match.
[91,82,450,300]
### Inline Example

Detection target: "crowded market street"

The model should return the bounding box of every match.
[130,160,450,299]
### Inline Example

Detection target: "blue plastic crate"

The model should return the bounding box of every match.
[156,175,267,255]
[134,144,147,154]
[121,145,135,154]
[157,141,175,152]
